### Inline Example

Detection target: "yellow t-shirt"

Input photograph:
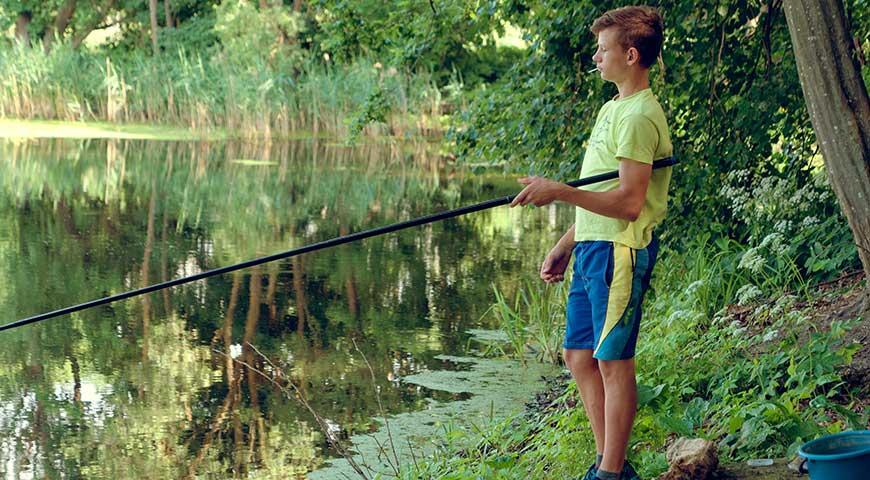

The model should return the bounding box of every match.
[574,88,673,249]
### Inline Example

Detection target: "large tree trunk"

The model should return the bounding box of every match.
[164,0,174,28]
[44,0,78,52]
[149,0,159,53]
[14,11,32,47]
[783,0,870,301]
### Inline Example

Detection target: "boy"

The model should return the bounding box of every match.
[510,6,671,480]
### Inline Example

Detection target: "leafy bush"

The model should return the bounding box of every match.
[213,0,305,71]
[447,0,869,254]
[415,233,865,478]
[721,163,859,283]
[311,0,514,87]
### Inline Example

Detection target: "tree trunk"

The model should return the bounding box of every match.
[149,0,159,53]
[783,0,870,300]
[14,11,32,47]
[71,0,118,49]
[164,0,174,28]
[44,0,78,52]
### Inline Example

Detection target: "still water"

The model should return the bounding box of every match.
[0,138,570,479]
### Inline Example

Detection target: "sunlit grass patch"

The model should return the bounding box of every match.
[0,118,222,140]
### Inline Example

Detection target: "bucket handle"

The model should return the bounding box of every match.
[798,458,809,475]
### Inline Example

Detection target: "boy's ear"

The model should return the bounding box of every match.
[626,47,639,65]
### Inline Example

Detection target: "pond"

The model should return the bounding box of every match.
[0,138,571,479]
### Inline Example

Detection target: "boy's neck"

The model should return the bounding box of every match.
[614,72,650,100]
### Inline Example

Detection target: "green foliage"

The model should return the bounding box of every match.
[721,164,859,283]
[156,12,218,53]
[311,0,513,86]
[2,0,83,38]
[638,236,865,464]
[347,82,391,142]
[411,233,866,478]
[0,42,443,138]
[480,280,565,365]
[107,0,222,52]
[448,0,869,250]
[213,0,304,70]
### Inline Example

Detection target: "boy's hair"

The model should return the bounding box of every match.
[591,6,664,69]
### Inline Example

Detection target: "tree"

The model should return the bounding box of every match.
[5,0,119,51]
[14,10,31,47]
[149,0,159,53]
[783,0,870,302]
[41,0,76,52]
[164,0,174,28]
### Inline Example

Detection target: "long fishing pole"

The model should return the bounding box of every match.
[1,157,676,333]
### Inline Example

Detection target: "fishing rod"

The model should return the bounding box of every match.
[1,157,676,333]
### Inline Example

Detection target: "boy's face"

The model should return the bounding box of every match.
[592,27,638,83]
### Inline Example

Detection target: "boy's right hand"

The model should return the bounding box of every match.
[540,245,572,283]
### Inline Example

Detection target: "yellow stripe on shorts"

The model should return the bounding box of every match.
[595,243,634,355]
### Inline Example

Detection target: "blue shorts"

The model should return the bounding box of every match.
[563,238,658,360]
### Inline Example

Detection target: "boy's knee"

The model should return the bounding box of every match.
[597,358,635,382]
[564,348,598,375]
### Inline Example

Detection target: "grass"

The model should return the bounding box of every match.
[0,118,224,140]
[481,280,566,365]
[402,235,866,479]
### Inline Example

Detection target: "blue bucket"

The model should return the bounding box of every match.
[798,430,870,479]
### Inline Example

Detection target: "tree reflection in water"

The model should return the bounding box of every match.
[0,138,570,478]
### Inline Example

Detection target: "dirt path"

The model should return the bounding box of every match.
[713,459,799,479]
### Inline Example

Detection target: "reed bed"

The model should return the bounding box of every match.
[0,44,446,139]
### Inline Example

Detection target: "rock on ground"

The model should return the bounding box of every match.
[659,438,718,480]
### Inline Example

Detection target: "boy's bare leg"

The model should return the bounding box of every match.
[598,358,637,474]
[564,348,606,456]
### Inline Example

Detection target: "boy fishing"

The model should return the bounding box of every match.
[510,6,672,480]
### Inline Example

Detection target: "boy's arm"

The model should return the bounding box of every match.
[510,158,652,221]
[554,223,577,252]
[540,224,576,283]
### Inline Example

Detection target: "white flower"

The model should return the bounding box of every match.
[760,232,789,256]
[229,343,243,359]
[736,284,763,305]
[666,309,693,327]
[685,279,706,298]
[738,248,765,273]
[775,294,797,307]
[762,329,779,342]
[760,233,783,249]
[774,220,792,234]
[801,216,819,228]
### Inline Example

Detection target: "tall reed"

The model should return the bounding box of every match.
[483,280,566,364]
[0,43,445,139]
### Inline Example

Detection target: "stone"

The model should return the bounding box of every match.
[659,437,718,480]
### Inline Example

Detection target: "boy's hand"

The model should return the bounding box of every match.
[540,244,572,283]
[510,177,568,207]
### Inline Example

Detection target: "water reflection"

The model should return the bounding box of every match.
[0,138,570,478]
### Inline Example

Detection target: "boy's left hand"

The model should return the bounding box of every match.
[510,177,567,207]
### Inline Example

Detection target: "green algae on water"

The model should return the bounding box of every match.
[308,355,558,479]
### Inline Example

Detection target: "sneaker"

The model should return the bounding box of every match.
[581,463,597,480]
[621,460,641,480]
